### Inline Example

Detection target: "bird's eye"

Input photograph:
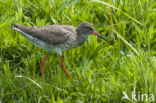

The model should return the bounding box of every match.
[87,27,93,30]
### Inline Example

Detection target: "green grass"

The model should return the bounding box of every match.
[0,0,156,102]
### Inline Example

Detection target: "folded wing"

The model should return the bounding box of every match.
[12,24,76,45]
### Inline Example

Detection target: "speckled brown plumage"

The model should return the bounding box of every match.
[12,24,77,45]
[11,22,109,80]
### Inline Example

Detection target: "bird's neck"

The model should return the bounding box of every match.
[77,32,88,45]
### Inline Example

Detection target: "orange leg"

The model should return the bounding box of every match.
[41,53,48,79]
[60,56,71,79]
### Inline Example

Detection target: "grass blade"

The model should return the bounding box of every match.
[90,0,143,26]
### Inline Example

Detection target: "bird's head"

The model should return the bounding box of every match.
[76,22,109,42]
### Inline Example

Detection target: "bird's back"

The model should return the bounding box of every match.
[12,24,77,45]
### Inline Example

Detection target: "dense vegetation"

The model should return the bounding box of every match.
[0,0,155,102]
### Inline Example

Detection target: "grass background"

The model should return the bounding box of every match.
[0,0,156,102]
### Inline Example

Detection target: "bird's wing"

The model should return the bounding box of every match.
[12,24,76,45]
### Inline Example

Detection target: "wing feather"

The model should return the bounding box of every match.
[12,24,76,45]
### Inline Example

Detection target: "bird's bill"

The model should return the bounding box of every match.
[93,31,109,42]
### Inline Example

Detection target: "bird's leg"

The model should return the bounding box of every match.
[41,53,48,79]
[60,56,71,79]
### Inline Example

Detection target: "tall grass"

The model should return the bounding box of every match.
[0,0,156,102]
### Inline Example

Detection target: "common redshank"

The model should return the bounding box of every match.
[11,22,109,79]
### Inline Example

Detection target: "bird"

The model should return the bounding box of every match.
[11,22,109,80]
